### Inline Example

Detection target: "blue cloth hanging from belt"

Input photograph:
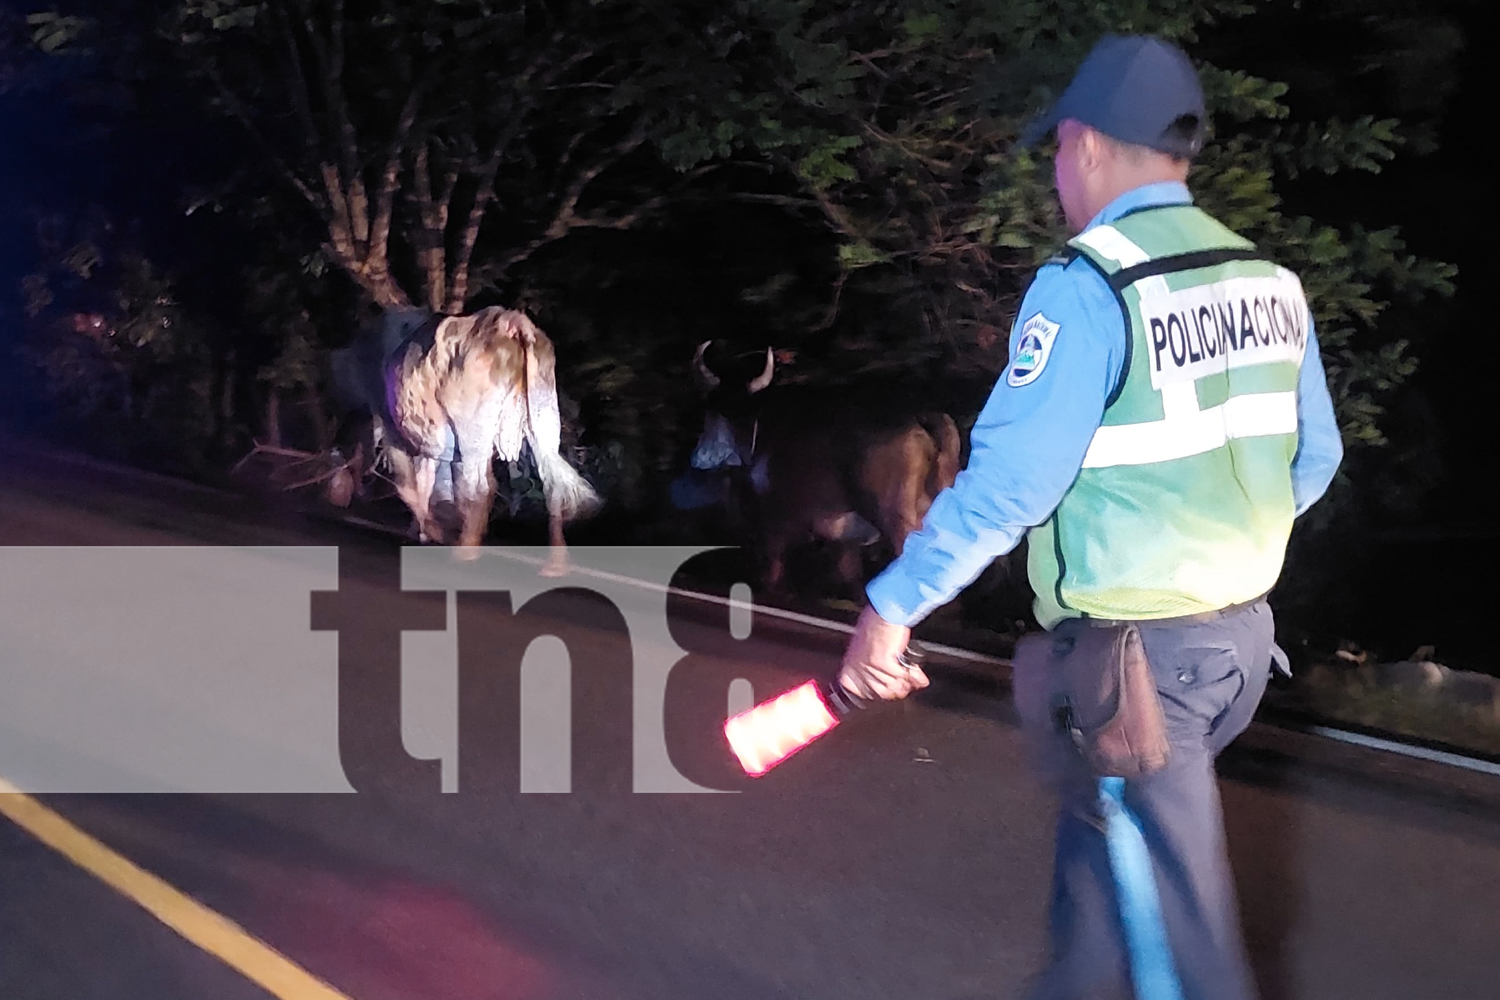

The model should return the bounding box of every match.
[1100,776,1185,1000]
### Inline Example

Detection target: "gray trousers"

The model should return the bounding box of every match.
[1024,600,1276,1000]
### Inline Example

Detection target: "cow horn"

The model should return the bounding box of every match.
[747,346,775,394]
[693,340,720,388]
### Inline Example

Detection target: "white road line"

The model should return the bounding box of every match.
[1299,725,1500,778]
[418,541,1012,668]
[386,536,1500,779]
[24,450,1490,781]
[18,440,1496,782]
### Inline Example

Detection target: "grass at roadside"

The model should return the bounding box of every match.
[1266,667,1500,758]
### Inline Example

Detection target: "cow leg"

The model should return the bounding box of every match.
[882,504,923,558]
[386,445,444,543]
[759,520,795,595]
[382,445,416,534]
[540,509,569,577]
[877,433,933,558]
[347,442,368,501]
[452,423,497,561]
[432,458,454,538]
[412,456,443,543]
[428,425,461,540]
[453,460,495,559]
[497,390,572,577]
[834,544,865,597]
[326,410,373,507]
[765,551,787,594]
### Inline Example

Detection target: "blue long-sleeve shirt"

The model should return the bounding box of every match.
[865,181,1345,627]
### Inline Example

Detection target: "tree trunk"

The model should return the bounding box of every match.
[222,356,239,448]
[208,349,229,454]
[336,260,411,311]
[367,269,412,311]
[304,385,331,452]
[265,389,282,449]
[411,143,455,313]
[445,219,495,313]
[422,231,447,312]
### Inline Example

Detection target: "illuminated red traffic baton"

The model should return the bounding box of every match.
[723,645,927,776]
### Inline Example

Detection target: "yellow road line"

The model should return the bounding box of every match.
[0,778,355,1000]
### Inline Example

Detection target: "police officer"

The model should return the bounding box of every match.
[835,34,1344,1000]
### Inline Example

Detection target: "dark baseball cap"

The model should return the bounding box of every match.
[1018,34,1207,158]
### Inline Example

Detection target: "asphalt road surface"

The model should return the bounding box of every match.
[3,440,1500,1000]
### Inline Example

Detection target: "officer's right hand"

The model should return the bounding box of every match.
[838,604,926,701]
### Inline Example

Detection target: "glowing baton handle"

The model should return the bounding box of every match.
[724,645,926,776]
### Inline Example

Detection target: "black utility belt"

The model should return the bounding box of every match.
[1074,593,1269,630]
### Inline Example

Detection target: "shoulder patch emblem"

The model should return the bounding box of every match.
[1007,313,1062,387]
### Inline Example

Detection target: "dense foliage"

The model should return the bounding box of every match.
[3,1,1464,617]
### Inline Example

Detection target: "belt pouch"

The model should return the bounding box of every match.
[1012,622,1171,780]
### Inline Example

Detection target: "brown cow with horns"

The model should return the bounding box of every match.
[677,340,963,594]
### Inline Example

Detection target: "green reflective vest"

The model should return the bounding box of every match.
[1028,203,1311,629]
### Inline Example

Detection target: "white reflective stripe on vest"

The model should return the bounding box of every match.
[1071,224,1170,296]
[1072,223,1304,468]
[1081,389,1298,468]
[1073,224,1150,266]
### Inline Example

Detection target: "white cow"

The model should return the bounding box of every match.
[331,305,599,574]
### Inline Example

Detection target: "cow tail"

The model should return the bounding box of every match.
[520,319,601,522]
[920,413,962,495]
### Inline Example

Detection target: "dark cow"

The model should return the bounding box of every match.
[677,341,962,595]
